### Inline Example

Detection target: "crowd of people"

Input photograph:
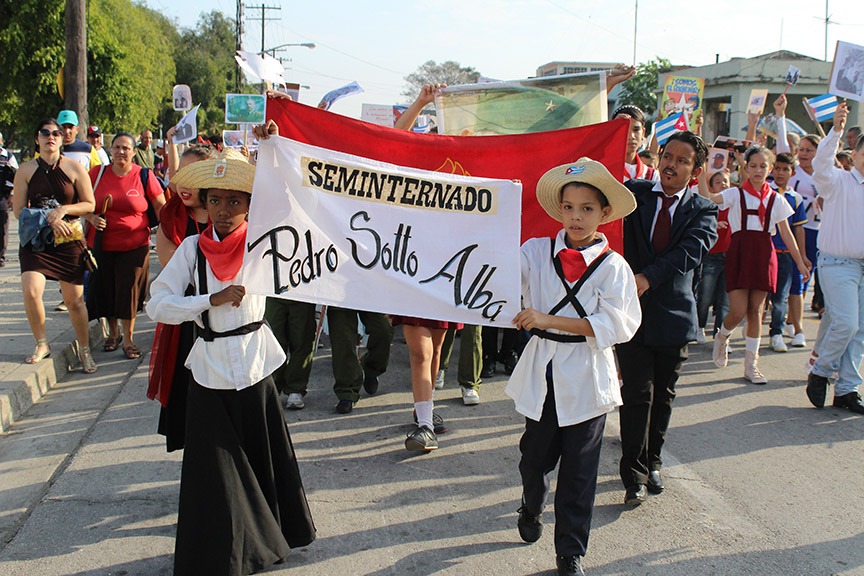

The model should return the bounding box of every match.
[3,83,862,576]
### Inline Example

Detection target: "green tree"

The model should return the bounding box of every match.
[402,60,481,103]
[172,11,238,137]
[617,57,672,120]
[0,0,176,153]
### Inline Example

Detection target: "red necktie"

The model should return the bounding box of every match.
[652,194,677,253]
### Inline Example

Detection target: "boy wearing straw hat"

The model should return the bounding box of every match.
[506,158,641,576]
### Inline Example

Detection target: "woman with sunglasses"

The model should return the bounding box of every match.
[12,118,97,371]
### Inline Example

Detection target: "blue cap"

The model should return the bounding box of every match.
[57,110,79,126]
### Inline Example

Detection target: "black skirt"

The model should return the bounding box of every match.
[174,376,316,576]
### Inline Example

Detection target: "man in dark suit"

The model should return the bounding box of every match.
[618,130,718,505]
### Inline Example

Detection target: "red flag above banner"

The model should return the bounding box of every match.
[266,98,628,249]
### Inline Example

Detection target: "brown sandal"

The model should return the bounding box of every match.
[123,343,141,359]
[104,334,123,352]
[80,346,97,374]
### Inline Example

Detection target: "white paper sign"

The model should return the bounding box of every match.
[361,103,396,127]
[235,51,286,85]
[829,40,864,102]
[174,104,200,144]
[173,84,192,111]
[245,137,523,327]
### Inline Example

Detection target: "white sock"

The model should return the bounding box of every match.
[745,336,760,354]
[718,325,734,339]
[414,400,433,430]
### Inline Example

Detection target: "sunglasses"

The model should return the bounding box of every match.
[39,129,63,138]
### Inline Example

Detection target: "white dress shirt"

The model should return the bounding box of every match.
[718,186,794,235]
[505,231,642,427]
[812,127,864,260]
[146,230,286,390]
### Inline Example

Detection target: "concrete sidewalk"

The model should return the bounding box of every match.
[0,224,107,432]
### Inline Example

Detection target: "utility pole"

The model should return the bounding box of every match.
[64,0,87,136]
[235,0,244,92]
[245,3,281,56]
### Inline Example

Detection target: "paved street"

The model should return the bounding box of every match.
[0,237,862,575]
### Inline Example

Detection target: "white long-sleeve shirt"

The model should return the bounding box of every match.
[146,231,286,390]
[812,127,864,260]
[505,231,642,427]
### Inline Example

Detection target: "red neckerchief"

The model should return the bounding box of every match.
[742,180,772,225]
[198,220,247,282]
[558,241,610,283]
[631,153,647,179]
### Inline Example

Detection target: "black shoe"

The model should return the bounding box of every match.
[363,372,379,395]
[624,485,646,506]
[833,391,864,414]
[806,373,830,408]
[413,409,448,434]
[405,425,438,452]
[481,358,495,379]
[336,399,355,414]
[500,350,519,375]
[516,504,542,543]
[646,470,664,494]
[556,555,585,576]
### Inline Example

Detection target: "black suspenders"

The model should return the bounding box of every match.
[195,243,264,342]
[529,238,613,344]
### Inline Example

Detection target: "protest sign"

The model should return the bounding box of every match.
[785,65,801,87]
[226,94,266,124]
[318,81,364,110]
[747,89,770,115]
[245,137,522,327]
[707,148,728,173]
[223,129,260,150]
[361,104,397,127]
[713,135,755,153]
[174,105,200,144]
[266,96,628,248]
[660,76,704,131]
[172,85,191,111]
[277,83,301,103]
[829,40,864,102]
[435,72,607,136]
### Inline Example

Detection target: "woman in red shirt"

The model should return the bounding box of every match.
[85,132,166,358]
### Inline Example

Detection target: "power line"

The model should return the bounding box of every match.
[245,3,281,55]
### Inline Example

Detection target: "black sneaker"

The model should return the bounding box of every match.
[556,555,585,576]
[405,425,438,452]
[481,355,495,379]
[413,409,447,434]
[806,373,830,408]
[833,391,864,414]
[363,372,379,395]
[516,504,542,543]
[336,399,355,414]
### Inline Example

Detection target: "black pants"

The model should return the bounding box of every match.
[617,337,688,488]
[0,209,8,262]
[519,371,606,558]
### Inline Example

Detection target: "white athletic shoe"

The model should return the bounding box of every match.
[435,369,445,390]
[791,333,807,348]
[696,329,707,344]
[784,324,795,338]
[283,392,305,410]
[461,386,480,406]
[770,334,788,353]
[744,351,768,384]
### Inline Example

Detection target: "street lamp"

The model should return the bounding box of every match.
[263,42,316,57]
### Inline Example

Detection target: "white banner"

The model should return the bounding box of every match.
[245,137,523,327]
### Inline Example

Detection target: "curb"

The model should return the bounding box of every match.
[0,319,106,433]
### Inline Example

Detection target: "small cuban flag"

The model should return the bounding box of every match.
[655,112,689,145]
[803,94,838,123]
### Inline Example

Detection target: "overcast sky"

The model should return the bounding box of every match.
[144,0,863,119]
